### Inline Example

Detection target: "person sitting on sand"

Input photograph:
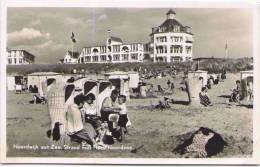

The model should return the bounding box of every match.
[157,85,164,94]
[29,85,33,93]
[101,89,119,121]
[229,80,241,103]
[170,82,175,93]
[199,87,212,107]
[167,80,171,89]
[206,79,211,89]
[155,98,171,110]
[81,93,103,141]
[247,82,253,102]
[101,89,121,133]
[67,94,100,149]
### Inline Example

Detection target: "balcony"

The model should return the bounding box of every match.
[186,37,193,43]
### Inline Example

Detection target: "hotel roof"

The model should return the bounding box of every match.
[67,51,80,59]
[7,49,36,58]
[166,9,176,15]
[110,36,123,43]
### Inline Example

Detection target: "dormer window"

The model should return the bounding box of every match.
[174,25,180,32]
[93,48,98,53]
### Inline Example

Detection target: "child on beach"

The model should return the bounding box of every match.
[117,95,129,134]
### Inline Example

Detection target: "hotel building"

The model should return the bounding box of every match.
[150,9,194,62]
[7,49,35,65]
[61,9,193,64]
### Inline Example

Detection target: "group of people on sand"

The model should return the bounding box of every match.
[199,79,253,107]
[46,78,130,150]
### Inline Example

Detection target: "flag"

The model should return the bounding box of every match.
[225,43,228,51]
[71,32,76,43]
[107,29,111,36]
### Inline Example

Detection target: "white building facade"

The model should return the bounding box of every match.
[7,49,35,65]
[150,9,194,62]
[78,36,149,63]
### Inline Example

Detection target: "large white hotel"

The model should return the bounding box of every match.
[62,9,194,64]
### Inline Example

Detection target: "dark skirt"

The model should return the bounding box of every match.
[85,114,102,130]
[118,114,128,128]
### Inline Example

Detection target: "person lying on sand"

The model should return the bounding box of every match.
[29,95,47,104]
[18,94,46,105]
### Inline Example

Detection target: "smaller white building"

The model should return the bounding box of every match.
[78,36,149,63]
[7,49,35,65]
[62,51,80,64]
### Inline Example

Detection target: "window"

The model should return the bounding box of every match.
[19,58,23,64]
[93,56,99,62]
[100,46,106,53]
[8,58,12,64]
[173,26,180,32]
[113,45,120,53]
[86,48,91,54]
[100,55,106,61]
[156,37,167,43]
[131,53,138,60]
[122,54,129,61]
[113,54,120,61]
[93,48,98,53]
[186,46,192,54]
[171,57,181,62]
[122,46,129,52]
[85,56,91,62]
[171,45,183,53]
[170,46,174,53]
[156,46,167,54]
[14,59,17,64]
[131,44,138,52]
[174,47,179,53]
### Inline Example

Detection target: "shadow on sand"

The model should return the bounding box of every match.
[236,104,253,109]
[218,95,231,99]
[172,100,190,106]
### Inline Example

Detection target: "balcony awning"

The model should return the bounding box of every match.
[186,36,194,42]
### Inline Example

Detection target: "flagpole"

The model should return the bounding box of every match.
[225,42,228,59]
[72,40,74,61]
[72,32,74,61]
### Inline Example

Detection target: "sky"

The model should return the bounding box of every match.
[7,7,253,63]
